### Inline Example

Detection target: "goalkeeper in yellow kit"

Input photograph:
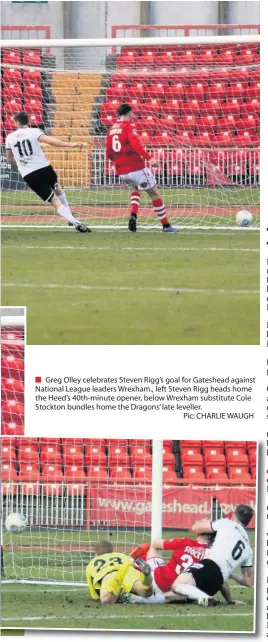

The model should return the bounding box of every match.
[86,540,153,604]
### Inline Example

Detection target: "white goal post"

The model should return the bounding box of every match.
[1,34,260,230]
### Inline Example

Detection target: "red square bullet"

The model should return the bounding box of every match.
[35,376,42,383]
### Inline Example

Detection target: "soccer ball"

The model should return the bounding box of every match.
[5,512,27,534]
[236,210,253,226]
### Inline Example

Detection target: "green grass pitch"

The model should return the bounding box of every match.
[2,187,259,345]
[1,529,255,632]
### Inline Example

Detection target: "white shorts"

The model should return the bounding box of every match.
[120,167,156,191]
[147,556,165,594]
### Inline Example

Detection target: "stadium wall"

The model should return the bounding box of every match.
[1,0,64,38]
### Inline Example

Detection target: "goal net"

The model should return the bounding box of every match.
[1,32,259,230]
[1,311,25,436]
[1,437,256,585]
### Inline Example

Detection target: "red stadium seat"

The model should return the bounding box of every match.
[159,52,176,67]
[240,98,260,115]
[1,420,24,436]
[2,398,24,418]
[186,83,206,100]
[181,100,202,115]
[19,444,39,464]
[192,131,212,147]
[62,444,83,465]
[237,50,254,65]
[3,68,22,83]
[225,82,247,99]
[226,450,249,466]
[248,449,256,466]
[175,131,196,145]
[106,439,129,447]
[110,466,133,483]
[179,115,197,130]
[182,465,206,482]
[1,442,17,462]
[132,466,152,483]
[28,113,43,125]
[203,450,226,465]
[19,463,40,482]
[3,83,23,99]
[41,463,64,482]
[144,84,166,99]
[164,99,183,114]
[162,466,179,485]
[166,83,186,99]
[3,98,22,114]
[156,116,176,132]
[17,438,38,447]
[23,82,42,98]
[218,50,233,65]
[64,465,87,482]
[235,132,255,146]
[1,353,24,375]
[87,465,109,482]
[23,68,42,83]
[225,441,247,449]
[23,50,41,66]
[172,68,190,83]
[127,83,146,98]
[136,116,155,133]
[209,68,230,83]
[213,131,233,147]
[106,85,126,100]
[206,82,228,100]
[228,467,252,483]
[108,445,129,464]
[196,115,216,132]
[1,462,18,481]
[162,445,175,465]
[137,53,156,67]
[24,99,43,115]
[3,50,21,65]
[219,115,237,131]
[181,448,203,465]
[201,99,222,116]
[130,444,151,464]
[205,465,228,481]
[198,50,215,65]
[202,441,224,448]
[117,55,136,69]
[229,68,249,83]
[221,99,242,115]
[145,98,162,114]
[40,441,62,464]
[179,50,196,65]
[1,376,24,397]
[245,82,260,99]
[85,444,106,466]
[237,115,257,132]
[180,440,201,448]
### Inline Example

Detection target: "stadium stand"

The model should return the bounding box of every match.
[1,33,260,188]
[0,439,257,488]
[1,325,24,435]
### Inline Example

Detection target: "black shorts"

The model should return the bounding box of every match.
[24,165,58,202]
[186,559,223,596]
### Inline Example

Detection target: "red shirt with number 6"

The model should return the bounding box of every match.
[106,120,151,175]
[154,537,208,593]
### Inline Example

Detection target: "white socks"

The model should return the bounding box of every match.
[57,203,78,225]
[58,192,70,210]
[173,583,210,602]
[127,593,166,604]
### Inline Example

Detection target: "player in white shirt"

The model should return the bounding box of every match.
[171,504,254,605]
[5,111,91,233]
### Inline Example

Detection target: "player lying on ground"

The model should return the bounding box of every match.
[106,103,178,233]
[86,540,153,604]
[5,111,90,233]
[170,504,254,606]
[130,531,245,606]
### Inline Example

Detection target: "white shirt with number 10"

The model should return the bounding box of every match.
[5,127,49,178]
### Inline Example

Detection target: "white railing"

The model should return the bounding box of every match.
[92,146,260,187]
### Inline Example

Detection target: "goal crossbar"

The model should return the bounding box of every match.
[2,35,260,49]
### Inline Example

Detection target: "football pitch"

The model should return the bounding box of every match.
[2,188,259,345]
[1,529,255,632]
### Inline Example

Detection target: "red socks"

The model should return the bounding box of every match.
[152,197,169,226]
[130,191,140,217]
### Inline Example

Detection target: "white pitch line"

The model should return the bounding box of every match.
[1,613,253,622]
[3,283,259,295]
[3,245,259,253]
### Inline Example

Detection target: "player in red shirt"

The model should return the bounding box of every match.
[131,534,212,594]
[106,103,178,233]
